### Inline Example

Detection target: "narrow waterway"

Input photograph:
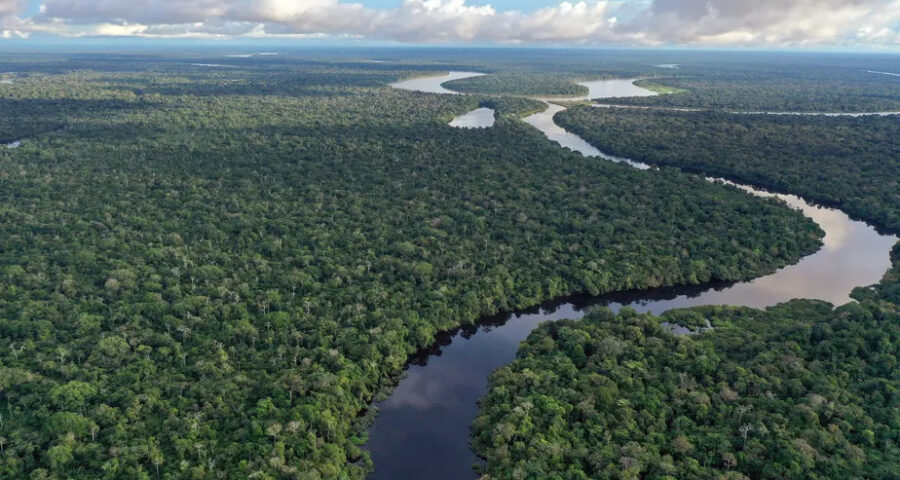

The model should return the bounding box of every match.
[523,103,650,169]
[390,71,484,95]
[737,110,900,117]
[367,73,897,480]
[593,103,900,117]
[866,70,900,77]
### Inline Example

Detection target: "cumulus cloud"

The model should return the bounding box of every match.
[0,0,27,16]
[28,0,617,42]
[623,0,900,46]
[0,0,28,37]
[5,0,900,47]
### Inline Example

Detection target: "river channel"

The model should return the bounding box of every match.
[368,72,897,480]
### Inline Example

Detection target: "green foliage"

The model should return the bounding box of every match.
[557,107,900,231]
[623,69,900,112]
[475,74,900,476]
[479,97,548,118]
[0,58,822,479]
[473,296,899,479]
[853,241,900,304]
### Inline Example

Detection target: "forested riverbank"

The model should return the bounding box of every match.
[473,64,900,480]
[556,107,900,232]
[473,244,900,480]
[620,70,900,112]
[0,61,824,480]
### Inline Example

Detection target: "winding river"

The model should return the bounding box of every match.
[367,72,897,480]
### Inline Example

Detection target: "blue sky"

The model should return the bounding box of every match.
[1,0,898,49]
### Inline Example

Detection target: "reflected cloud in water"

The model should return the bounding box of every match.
[370,73,897,480]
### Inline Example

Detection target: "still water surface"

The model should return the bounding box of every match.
[370,73,897,480]
[390,71,484,95]
[449,107,496,128]
[524,103,650,169]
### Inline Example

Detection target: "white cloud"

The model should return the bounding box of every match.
[2,0,898,48]
[0,0,28,38]
[623,0,900,47]
[0,0,26,16]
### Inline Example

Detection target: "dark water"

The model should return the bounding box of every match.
[368,75,897,480]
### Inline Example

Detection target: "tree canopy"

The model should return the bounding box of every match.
[0,57,823,480]
[557,107,900,232]
[473,254,900,479]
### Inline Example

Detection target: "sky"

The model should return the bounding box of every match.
[0,0,898,49]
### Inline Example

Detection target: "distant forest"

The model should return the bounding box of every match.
[0,49,897,480]
[557,107,900,231]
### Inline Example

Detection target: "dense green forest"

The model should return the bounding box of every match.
[448,50,900,480]
[0,58,823,480]
[473,247,900,479]
[621,70,900,112]
[424,50,899,111]
[443,74,590,97]
[3,48,896,110]
[557,107,900,232]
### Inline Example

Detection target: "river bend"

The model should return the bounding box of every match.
[366,72,897,480]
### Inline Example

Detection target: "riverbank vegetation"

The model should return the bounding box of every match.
[475,66,900,479]
[557,107,900,232]
[426,52,900,480]
[0,57,822,480]
[619,69,900,112]
[473,248,900,479]
[633,81,688,95]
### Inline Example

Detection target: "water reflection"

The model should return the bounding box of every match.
[370,73,897,480]
[367,194,895,479]
[449,107,495,128]
[188,63,239,68]
[535,77,659,102]
[579,78,659,101]
[524,78,656,167]
[523,103,650,169]
[390,71,484,95]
